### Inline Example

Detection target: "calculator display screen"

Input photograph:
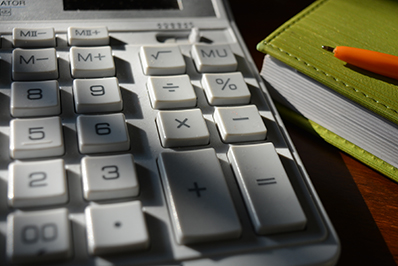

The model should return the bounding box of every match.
[0,0,216,23]
[63,0,182,11]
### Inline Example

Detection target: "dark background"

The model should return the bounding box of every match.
[227,0,398,265]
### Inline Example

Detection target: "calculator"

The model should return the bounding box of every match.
[0,0,340,265]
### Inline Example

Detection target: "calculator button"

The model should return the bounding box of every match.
[191,44,237,73]
[85,201,149,255]
[147,75,196,109]
[76,113,130,154]
[156,109,209,148]
[140,45,186,75]
[227,143,307,235]
[214,105,267,143]
[12,48,58,81]
[73,77,122,113]
[70,46,115,78]
[81,154,139,201]
[67,26,109,46]
[202,72,251,105]
[158,149,241,244]
[8,159,68,208]
[13,27,56,48]
[6,208,72,264]
[10,80,60,117]
[10,116,64,159]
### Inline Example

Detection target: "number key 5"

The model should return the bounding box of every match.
[10,116,64,159]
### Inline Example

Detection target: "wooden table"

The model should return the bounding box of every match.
[227,0,398,265]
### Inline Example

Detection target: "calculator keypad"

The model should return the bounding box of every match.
[0,26,315,266]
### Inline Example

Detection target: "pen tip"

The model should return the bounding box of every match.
[322,46,335,53]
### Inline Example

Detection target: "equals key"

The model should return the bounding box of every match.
[228,143,307,235]
[256,177,277,186]
[163,83,179,92]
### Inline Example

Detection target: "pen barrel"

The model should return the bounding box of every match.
[334,46,398,80]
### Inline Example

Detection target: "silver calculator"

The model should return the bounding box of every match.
[0,0,340,265]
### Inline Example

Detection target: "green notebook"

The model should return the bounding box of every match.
[257,0,398,125]
[257,0,398,181]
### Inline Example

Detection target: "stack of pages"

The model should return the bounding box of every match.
[257,0,398,182]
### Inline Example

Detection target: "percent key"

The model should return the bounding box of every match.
[201,72,251,105]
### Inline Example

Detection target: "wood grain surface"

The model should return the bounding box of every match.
[227,0,398,265]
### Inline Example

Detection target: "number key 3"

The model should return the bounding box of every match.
[81,154,139,201]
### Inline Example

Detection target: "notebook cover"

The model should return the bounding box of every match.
[257,0,398,125]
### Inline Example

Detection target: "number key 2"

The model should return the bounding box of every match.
[8,159,68,208]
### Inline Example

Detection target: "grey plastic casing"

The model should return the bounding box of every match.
[0,0,340,265]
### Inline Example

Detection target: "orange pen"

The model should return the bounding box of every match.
[322,46,398,80]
